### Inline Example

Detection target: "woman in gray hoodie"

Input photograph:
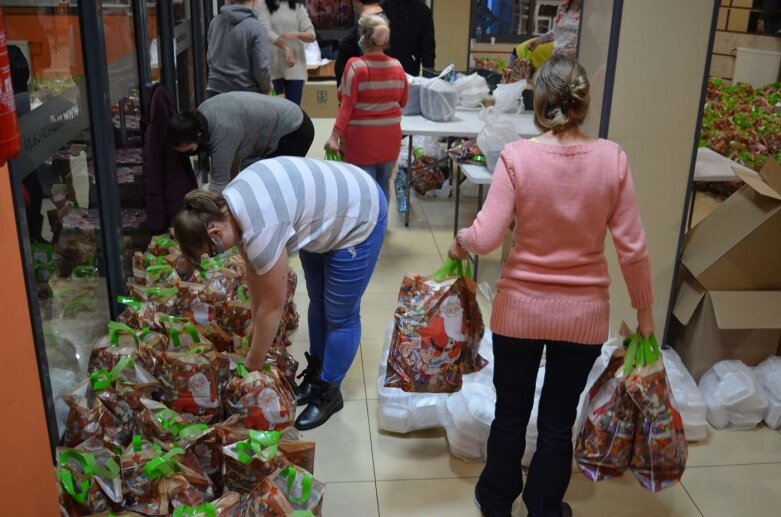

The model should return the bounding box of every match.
[207,0,272,96]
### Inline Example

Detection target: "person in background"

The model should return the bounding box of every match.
[172,157,387,430]
[256,0,316,105]
[207,0,272,97]
[382,0,436,77]
[325,14,407,201]
[450,56,654,517]
[335,0,384,89]
[167,92,314,192]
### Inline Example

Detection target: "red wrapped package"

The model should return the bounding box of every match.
[145,264,180,289]
[164,247,196,280]
[236,479,294,516]
[224,363,297,431]
[170,492,243,517]
[278,440,316,475]
[62,379,127,449]
[148,234,177,257]
[137,348,230,423]
[625,334,688,492]
[121,447,215,515]
[219,300,252,336]
[385,259,486,393]
[56,438,123,516]
[135,399,200,448]
[89,323,168,372]
[222,430,283,494]
[201,323,236,353]
[116,297,165,333]
[133,251,167,284]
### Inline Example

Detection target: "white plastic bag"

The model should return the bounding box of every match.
[304,41,322,67]
[477,108,519,172]
[404,75,431,116]
[421,79,459,122]
[662,348,708,441]
[493,80,526,114]
[755,356,781,429]
[454,73,490,108]
[699,360,768,430]
[50,367,79,439]
[377,322,450,433]
[444,383,495,461]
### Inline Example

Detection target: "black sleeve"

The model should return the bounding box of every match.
[419,6,436,70]
[335,29,359,88]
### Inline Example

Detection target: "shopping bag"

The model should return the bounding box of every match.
[384,259,486,393]
[56,438,123,516]
[222,430,283,493]
[270,465,326,516]
[624,334,688,492]
[420,79,458,122]
[223,362,297,431]
[324,149,343,161]
[574,343,635,481]
[477,108,519,172]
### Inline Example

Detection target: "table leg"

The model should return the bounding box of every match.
[453,162,461,237]
[405,136,413,227]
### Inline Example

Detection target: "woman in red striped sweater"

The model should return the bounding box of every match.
[325,14,408,201]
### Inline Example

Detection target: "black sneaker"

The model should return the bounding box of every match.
[527,502,573,517]
[295,379,344,431]
[295,352,322,407]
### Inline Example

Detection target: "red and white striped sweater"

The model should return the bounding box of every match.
[335,54,409,165]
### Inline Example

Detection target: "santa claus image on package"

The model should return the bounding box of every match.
[173,371,220,414]
[243,386,292,430]
[417,294,467,378]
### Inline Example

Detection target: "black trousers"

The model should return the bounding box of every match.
[268,110,315,159]
[476,334,601,517]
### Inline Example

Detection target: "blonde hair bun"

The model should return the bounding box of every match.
[359,14,391,51]
[532,56,591,134]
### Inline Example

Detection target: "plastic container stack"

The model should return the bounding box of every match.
[699,360,769,430]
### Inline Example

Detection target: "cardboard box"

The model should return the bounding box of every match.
[671,157,781,379]
[301,81,338,118]
[307,60,336,80]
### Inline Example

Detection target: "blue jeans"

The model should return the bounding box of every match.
[273,79,305,105]
[360,162,395,203]
[299,187,388,383]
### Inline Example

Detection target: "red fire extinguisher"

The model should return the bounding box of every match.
[0,7,20,165]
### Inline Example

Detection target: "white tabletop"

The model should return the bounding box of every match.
[460,163,493,185]
[401,109,538,139]
[694,147,751,182]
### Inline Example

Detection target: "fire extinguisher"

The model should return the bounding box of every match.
[0,7,20,165]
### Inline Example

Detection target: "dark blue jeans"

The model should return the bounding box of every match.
[273,79,305,105]
[476,334,601,517]
[299,187,388,383]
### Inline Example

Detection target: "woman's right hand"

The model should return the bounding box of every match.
[285,47,296,68]
[324,135,340,153]
[527,38,540,51]
[637,307,656,338]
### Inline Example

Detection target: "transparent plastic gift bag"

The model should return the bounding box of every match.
[477,108,519,172]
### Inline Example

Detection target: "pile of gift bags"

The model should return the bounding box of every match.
[54,235,322,516]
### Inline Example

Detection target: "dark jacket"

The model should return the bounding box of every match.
[335,25,361,89]
[207,5,271,94]
[383,0,436,76]
[142,84,197,234]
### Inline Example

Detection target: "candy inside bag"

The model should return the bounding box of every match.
[135,398,201,449]
[222,430,283,494]
[145,264,180,289]
[224,362,297,431]
[270,465,326,516]
[62,378,128,449]
[56,437,123,516]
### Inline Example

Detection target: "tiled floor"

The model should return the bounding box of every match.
[297,119,781,516]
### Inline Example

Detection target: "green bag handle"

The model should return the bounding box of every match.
[131,435,163,453]
[73,265,98,278]
[56,467,90,503]
[431,258,473,281]
[59,450,120,481]
[282,465,313,505]
[146,264,175,281]
[146,286,178,299]
[144,253,166,266]
[173,503,217,517]
[623,333,661,377]
[200,257,224,272]
[325,149,343,162]
[117,296,142,312]
[153,235,175,249]
[240,336,250,354]
[108,321,140,346]
[90,356,134,392]
[292,512,316,517]
[237,284,250,303]
[142,447,185,480]
[159,314,191,325]
[168,324,201,348]
[235,430,281,465]
[236,362,250,379]
[155,408,181,430]
[172,423,209,440]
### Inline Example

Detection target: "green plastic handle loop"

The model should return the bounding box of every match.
[168,325,201,348]
[153,235,175,249]
[144,253,166,266]
[159,315,191,325]
[623,333,661,376]
[146,286,178,299]
[56,468,90,503]
[325,149,343,161]
[240,336,249,353]
[142,447,185,480]
[155,408,181,430]
[132,435,143,452]
[90,356,133,391]
[237,284,250,303]
[172,423,209,440]
[173,503,217,517]
[236,362,250,379]
[235,430,281,464]
[432,258,472,281]
[117,296,142,312]
[292,512,316,517]
[282,466,313,504]
[108,321,140,346]
[146,264,175,280]
[73,265,98,278]
[200,256,224,271]
[60,450,120,480]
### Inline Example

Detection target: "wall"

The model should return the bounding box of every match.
[604,0,715,339]
[577,0,615,137]
[0,167,60,514]
[432,0,471,71]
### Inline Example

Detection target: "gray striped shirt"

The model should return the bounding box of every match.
[222,157,381,274]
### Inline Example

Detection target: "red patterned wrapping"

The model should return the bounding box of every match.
[56,438,123,516]
[223,365,297,431]
[269,464,325,516]
[218,301,252,336]
[385,269,486,393]
[235,479,294,516]
[62,380,128,449]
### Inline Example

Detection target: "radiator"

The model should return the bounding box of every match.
[733,47,781,87]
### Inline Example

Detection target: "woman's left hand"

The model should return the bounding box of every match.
[448,238,468,260]
[243,351,265,372]
[324,135,340,153]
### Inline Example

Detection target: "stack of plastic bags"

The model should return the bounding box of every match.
[699,360,769,430]
[662,348,708,441]
[755,357,781,429]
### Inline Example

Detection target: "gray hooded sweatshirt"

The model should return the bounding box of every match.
[207,4,272,95]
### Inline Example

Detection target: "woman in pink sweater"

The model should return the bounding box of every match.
[450,56,655,517]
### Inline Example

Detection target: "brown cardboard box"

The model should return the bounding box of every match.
[301,81,338,118]
[307,60,336,80]
[671,157,781,379]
